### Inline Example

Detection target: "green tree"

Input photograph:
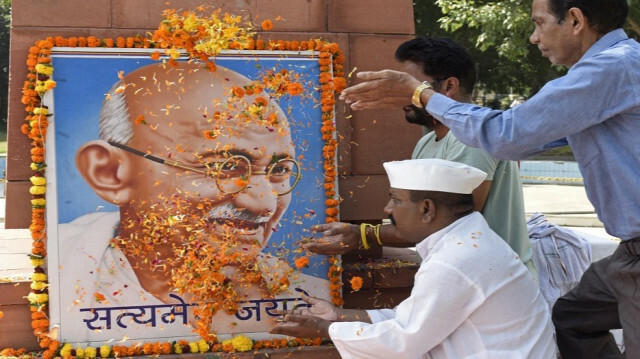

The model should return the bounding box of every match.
[414,0,563,97]
[415,0,639,97]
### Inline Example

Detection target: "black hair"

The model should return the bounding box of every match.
[547,0,628,33]
[408,190,474,219]
[395,37,477,95]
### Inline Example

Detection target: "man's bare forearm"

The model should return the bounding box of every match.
[336,308,372,323]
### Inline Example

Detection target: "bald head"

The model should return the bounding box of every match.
[99,61,292,149]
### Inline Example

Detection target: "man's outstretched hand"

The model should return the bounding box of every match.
[269,294,338,338]
[339,70,423,110]
[269,314,332,339]
[303,222,360,255]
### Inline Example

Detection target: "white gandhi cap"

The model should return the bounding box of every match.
[383,158,487,194]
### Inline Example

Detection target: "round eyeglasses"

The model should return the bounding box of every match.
[109,142,301,196]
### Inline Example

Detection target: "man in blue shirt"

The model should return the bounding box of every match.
[339,0,639,357]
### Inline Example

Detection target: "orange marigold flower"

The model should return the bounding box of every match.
[116,37,126,48]
[294,256,309,269]
[254,96,268,107]
[349,276,363,291]
[93,292,106,302]
[232,86,244,98]
[206,61,217,72]
[203,130,216,140]
[286,82,304,96]
[104,38,115,47]
[150,51,162,60]
[87,36,99,47]
[261,19,274,31]
[325,208,339,217]
[325,199,339,207]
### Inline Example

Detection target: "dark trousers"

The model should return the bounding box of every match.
[553,241,640,359]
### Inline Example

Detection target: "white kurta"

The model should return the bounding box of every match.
[329,212,555,359]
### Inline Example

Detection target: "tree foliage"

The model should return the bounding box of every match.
[415,0,639,98]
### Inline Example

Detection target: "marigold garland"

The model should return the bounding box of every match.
[8,7,346,358]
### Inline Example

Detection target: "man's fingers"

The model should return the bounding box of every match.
[355,70,390,81]
[301,294,320,306]
[283,314,308,324]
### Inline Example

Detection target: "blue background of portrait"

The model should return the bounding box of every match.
[50,52,330,278]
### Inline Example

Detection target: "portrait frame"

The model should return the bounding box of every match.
[22,33,345,354]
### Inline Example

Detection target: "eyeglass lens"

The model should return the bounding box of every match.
[213,155,299,195]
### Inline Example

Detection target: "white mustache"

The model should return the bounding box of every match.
[207,203,271,224]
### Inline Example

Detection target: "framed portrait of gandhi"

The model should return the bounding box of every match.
[44,48,336,344]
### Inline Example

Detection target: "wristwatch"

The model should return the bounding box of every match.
[411,81,433,107]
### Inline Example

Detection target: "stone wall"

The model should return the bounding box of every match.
[6,0,418,228]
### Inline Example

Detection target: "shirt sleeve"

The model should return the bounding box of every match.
[427,49,635,160]
[328,261,486,359]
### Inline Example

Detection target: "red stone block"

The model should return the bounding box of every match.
[328,0,415,34]
[343,287,412,309]
[338,175,389,221]
[348,34,415,78]
[11,0,110,28]
[349,109,422,175]
[111,0,257,30]
[342,266,374,290]
[256,0,328,32]
[4,181,32,229]
[373,265,418,288]
[0,282,38,351]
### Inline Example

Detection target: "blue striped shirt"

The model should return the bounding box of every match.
[427,29,640,240]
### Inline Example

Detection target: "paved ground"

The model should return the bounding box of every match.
[0,184,620,279]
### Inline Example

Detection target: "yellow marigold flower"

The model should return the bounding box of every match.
[33,107,48,115]
[173,343,183,354]
[99,345,110,358]
[29,185,46,195]
[32,198,46,207]
[231,334,253,352]
[27,293,49,304]
[85,347,97,359]
[35,83,47,94]
[31,273,47,282]
[60,343,73,358]
[30,163,47,171]
[45,80,57,90]
[167,47,181,59]
[30,176,46,185]
[183,13,198,32]
[75,347,85,358]
[35,63,54,76]
[197,339,209,353]
[188,342,199,353]
[30,258,45,268]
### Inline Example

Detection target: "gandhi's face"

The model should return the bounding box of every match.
[121,64,295,254]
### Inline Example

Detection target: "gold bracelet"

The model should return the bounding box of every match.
[360,223,371,250]
[374,224,383,246]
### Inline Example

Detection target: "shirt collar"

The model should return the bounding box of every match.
[577,28,629,64]
[415,212,480,259]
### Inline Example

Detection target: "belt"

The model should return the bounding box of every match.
[622,238,640,256]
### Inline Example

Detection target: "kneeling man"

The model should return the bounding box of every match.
[272,158,555,358]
